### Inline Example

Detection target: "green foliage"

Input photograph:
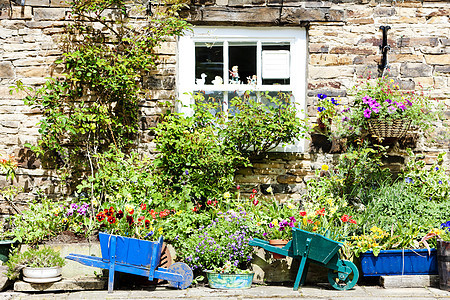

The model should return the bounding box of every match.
[153,101,248,205]
[13,0,190,188]
[400,150,450,202]
[76,147,157,208]
[6,246,65,280]
[11,198,96,244]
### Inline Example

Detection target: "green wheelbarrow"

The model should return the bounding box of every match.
[249,227,359,291]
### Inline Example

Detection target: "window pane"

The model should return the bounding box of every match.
[229,42,257,85]
[195,42,223,85]
[262,43,290,85]
[194,91,225,116]
[228,91,257,116]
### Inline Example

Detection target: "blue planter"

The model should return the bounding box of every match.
[99,232,157,266]
[206,271,254,289]
[360,249,438,276]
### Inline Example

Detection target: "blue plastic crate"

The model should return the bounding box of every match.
[360,249,438,276]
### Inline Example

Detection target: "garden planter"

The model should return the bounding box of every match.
[367,119,411,140]
[269,240,288,259]
[99,232,154,266]
[360,249,438,276]
[22,266,62,283]
[0,240,15,263]
[206,271,254,289]
[437,240,450,291]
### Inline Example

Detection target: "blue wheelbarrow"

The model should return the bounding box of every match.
[249,227,359,290]
[66,232,193,293]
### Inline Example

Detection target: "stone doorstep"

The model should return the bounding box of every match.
[380,275,439,288]
[14,277,106,292]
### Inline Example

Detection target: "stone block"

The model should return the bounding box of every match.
[25,0,50,6]
[0,62,14,78]
[380,275,439,288]
[11,6,33,19]
[425,54,450,65]
[50,0,71,7]
[281,7,344,23]
[33,7,67,21]
[200,7,280,24]
[14,277,106,292]
[401,62,433,77]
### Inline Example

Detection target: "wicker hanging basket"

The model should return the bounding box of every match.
[367,119,411,139]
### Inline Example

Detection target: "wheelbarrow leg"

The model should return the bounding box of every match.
[293,237,311,291]
[108,235,117,293]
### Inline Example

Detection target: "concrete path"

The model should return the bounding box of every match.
[1,285,450,300]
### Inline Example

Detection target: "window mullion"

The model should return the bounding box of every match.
[223,41,229,85]
[257,40,262,89]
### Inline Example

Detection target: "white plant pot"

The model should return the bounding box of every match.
[22,266,62,283]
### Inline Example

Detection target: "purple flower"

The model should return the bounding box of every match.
[342,116,349,122]
[388,106,396,113]
[435,167,439,171]
[405,177,414,184]
[66,209,73,216]
[363,108,371,118]
[289,216,297,223]
[331,98,339,105]
[396,102,406,110]
[385,98,392,104]
[263,232,267,237]
[268,223,274,228]
[406,99,413,106]
[372,107,379,114]
[70,203,79,210]
[318,94,327,99]
[438,180,443,184]
[317,107,326,112]
[185,170,189,175]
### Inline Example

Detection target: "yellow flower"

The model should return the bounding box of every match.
[266,186,273,193]
[62,218,68,224]
[287,203,295,209]
[223,192,231,199]
[158,227,163,233]
[124,204,134,214]
[272,219,279,227]
[92,198,99,207]
[326,198,333,206]
[321,164,329,171]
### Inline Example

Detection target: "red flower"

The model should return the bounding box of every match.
[116,210,124,219]
[249,194,255,199]
[140,203,147,210]
[252,189,257,194]
[129,209,134,215]
[252,199,259,206]
[307,219,313,224]
[138,216,145,222]
[192,207,198,212]
[315,208,325,216]
[299,211,307,217]
[96,212,105,222]
[340,215,350,222]
[207,199,212,205]
[145,219,150,228]
[107,216,116,224]
[149,209,156,219]
[159,209,170,218]
[349,219,357,225]
[236,185,240,190]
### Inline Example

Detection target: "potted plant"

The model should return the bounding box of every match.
[206,261,254,289]
[6,246,65,283]
[334,75,442,141]
[177,210,259,288]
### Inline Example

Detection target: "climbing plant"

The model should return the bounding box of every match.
[13,0,190,187]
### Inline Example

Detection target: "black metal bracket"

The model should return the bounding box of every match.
[378,25,391,77]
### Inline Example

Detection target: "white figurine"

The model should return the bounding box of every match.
[247,74,257,85]
[212,76,223,85]
[196,73,207,85]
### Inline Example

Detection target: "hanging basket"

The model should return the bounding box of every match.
[367,119,411,139]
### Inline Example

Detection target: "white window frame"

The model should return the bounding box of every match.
[177,26,307,152]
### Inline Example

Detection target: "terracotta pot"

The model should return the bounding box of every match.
[269,239,288,259]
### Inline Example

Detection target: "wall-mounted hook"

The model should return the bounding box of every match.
[378,25,391,77]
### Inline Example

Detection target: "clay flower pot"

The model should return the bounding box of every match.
[269,239,289,259]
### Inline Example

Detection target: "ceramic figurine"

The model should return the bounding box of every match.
[196,73,207,85]
[247,75,257,85]
[229,66,240,84]
[212,76,223,85]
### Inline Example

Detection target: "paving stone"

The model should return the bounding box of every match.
[380,275,439,288]
[14,277,106,292]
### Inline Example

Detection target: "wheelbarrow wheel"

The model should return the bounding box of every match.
[327,260,359,291]
[167,262,193,290]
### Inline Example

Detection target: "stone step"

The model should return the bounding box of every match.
[14,277,106,292]
[380,275,439,288]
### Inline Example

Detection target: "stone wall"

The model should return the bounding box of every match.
[0,0,449,208]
